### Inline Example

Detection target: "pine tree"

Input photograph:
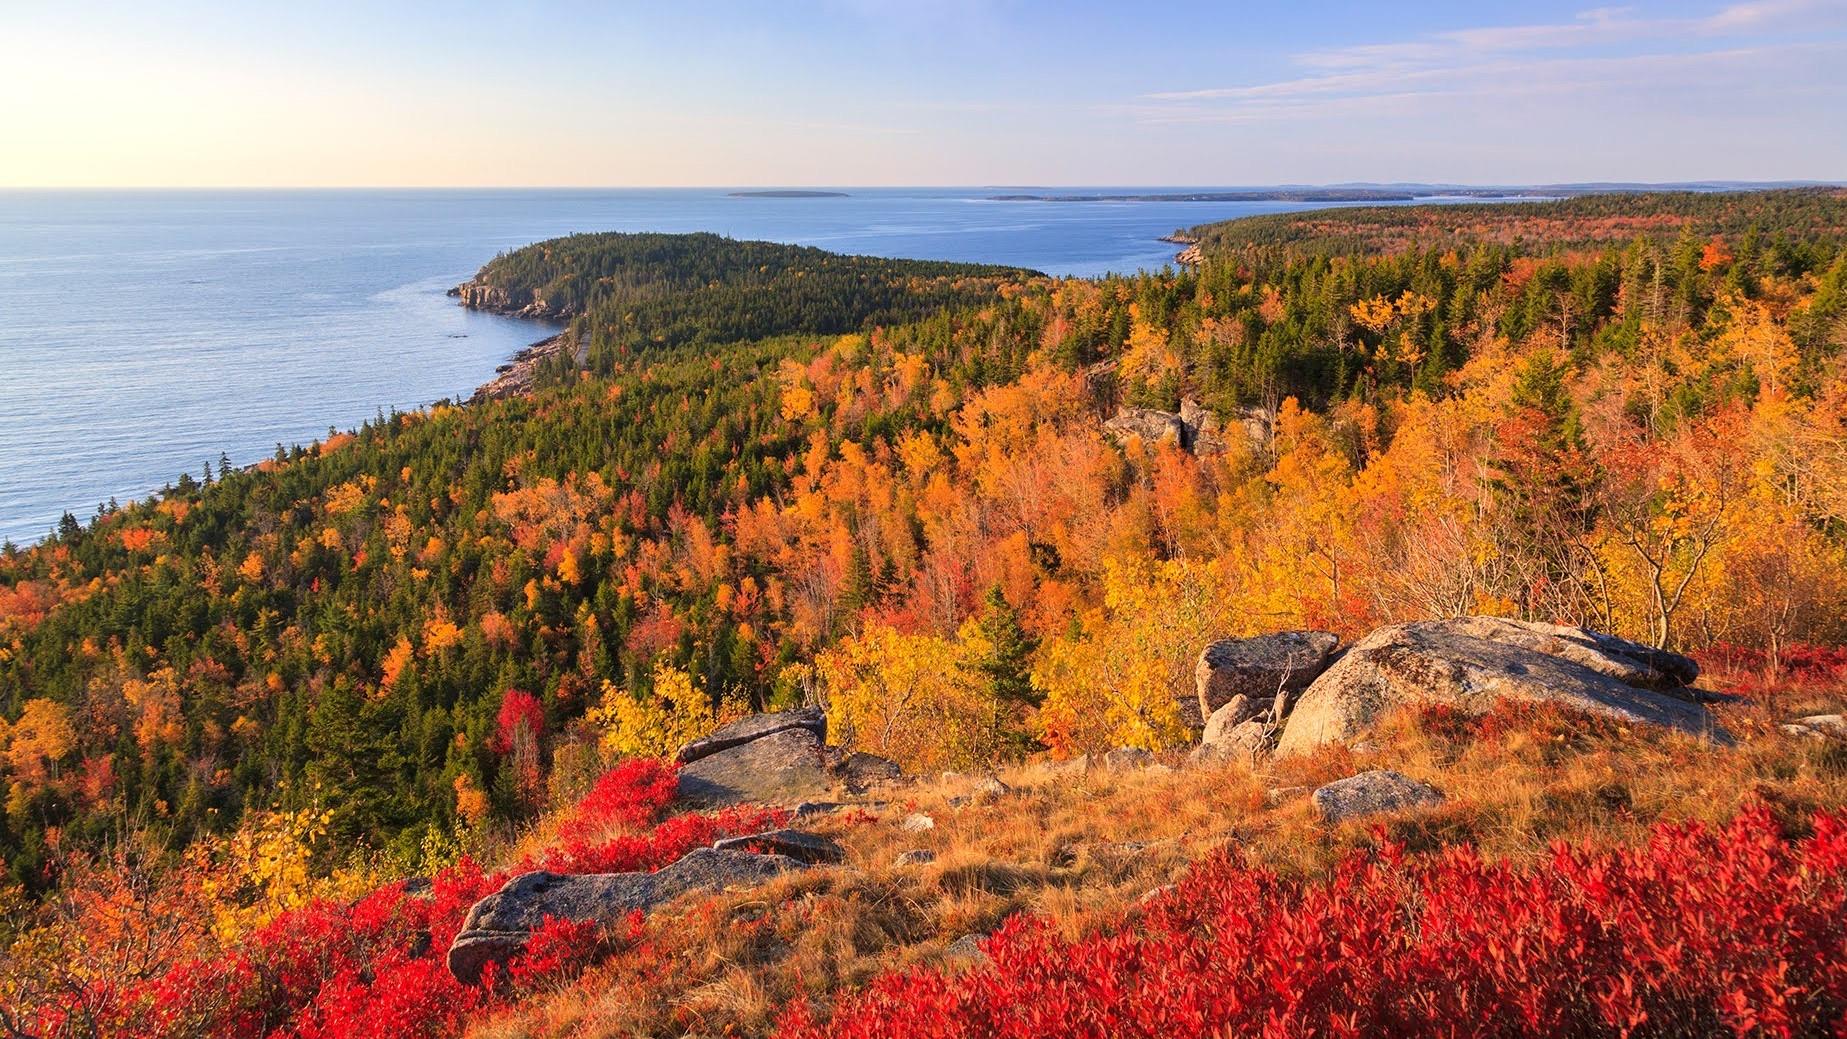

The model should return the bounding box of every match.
[974,584,1038,709]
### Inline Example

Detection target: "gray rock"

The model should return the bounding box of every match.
[1102,401,1247,459]
[1178,399,1228,455]
[900,812,936,832]
[793,800,886,819]
[677,725,834,808]
[1103,746,1154,770]
[712,828,845,865]
[674,707,826,765]
[447,848,805,983]
[943,933,989,963]
[895,849,936,866]
[1103,407,1187,449]
[1313,770,1445,824]
[1195,631,1341,723]
[1277,617,1718,756]
[831,750,903,793]
[1784,714,1847,739]
[1194,718,1271,763]
[1264,785,1309,806]
[973,776,1012,799]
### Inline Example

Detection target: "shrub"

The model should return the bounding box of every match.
[13,759,781,1039]
[777,804,1847,1039]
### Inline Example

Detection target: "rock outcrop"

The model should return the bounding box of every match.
[1313,770,1445,824]
[1784,714,1846,739]
[677,724,834,808]
[448,848,805,983]
[830,750,903,793]
[1276,617,1717,756]
[471,332,584,403]
[711,828,844,865]
[676,708,827,765]
[1192,631,1341,726]
[1102,407,1187,449]
[1193,715,1270,763]
[449,279,574,321]
[1101,398,1259,457]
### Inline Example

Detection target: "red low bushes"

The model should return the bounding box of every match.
[1698,642,1847,698]
[25,758,781,1039]
[779,805,1847,1039]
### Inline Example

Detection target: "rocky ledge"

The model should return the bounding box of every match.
[448,846,809,983]
[449,278,574,321]
[1187,616,1725,763]
[470,332,582,403]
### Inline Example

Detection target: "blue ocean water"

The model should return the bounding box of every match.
[0,187,1399,545]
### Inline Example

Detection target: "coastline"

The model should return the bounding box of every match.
[469,329,578,402]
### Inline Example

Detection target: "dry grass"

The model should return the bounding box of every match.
[466,688,1847,1039]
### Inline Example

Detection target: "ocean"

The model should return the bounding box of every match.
[0,187,1410,545]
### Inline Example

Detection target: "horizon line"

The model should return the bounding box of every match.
[3,179,1843,193]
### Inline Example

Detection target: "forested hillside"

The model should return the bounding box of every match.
[1,188,1845,909]
[1187,186,1847,256]
[452,232,1036,375]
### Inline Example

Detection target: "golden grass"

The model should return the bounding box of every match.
[466,688,1847,1039]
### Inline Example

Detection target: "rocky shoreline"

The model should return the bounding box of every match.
[470,330,579,402]
[448,274,582,403]
[1159,231,1203,267]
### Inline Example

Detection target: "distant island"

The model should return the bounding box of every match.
[989,188,1551,203]
[988,181,1839,204]
[727,189,850,198]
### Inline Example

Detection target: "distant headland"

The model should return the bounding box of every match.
[727,190,850,198]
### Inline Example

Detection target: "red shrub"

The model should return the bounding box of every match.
[524,803,787,875]
[506,914,618,987]
[490,688,546,755]
[558,756,682,838]
[1698,643,1847,698]
[778,804,1847,1039]
[58,759,788,1039]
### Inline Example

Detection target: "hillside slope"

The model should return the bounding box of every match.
[2,193,1847,1036]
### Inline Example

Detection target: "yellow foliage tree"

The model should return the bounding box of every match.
[816,622,1001,772]
[1031,554,1231,756]
[589,662,733,759]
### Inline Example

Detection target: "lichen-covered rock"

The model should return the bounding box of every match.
[1277,618,1716,756]
[1784,714,1846,739]
[1194,631,1340,724]
[677,725,833,808]
[674,707,826,765]
[1103,746,1154,770]
[1313,770,1445,824]
[1193,718,1271,763]
[830,750,903,793]
[1102,408,1187,448]
[712,828,844,865]
[943,933,990,963]
[447,848,805,983]
[895,849,936,866]
[1178,399,1228,455]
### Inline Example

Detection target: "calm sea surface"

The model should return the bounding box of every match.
[0,187,1429,544]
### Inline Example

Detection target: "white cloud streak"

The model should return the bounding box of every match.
[1140,0,1846,120]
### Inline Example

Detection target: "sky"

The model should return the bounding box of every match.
[2,0,1844,187]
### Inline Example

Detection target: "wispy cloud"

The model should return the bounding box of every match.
[1139,0,1846,121]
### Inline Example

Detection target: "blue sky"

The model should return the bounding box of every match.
[3,0,1844,186]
